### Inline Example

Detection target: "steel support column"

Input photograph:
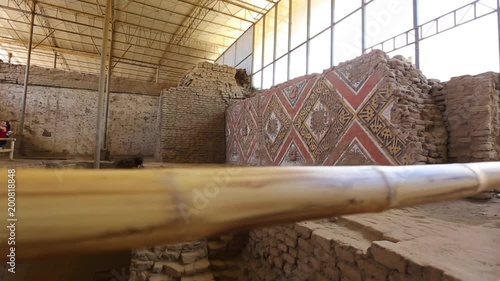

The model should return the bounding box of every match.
[94,0,112,169]
[272,6,277,86]
[19,1,36,138]
[306,0,311,74]
[413,0,420,68]
[261,15,265,89]
[287,0,292,81]
[103,14,114,151]
[331,0,335,67]
[497,0,500,72]
[53,51,57,68]
[361,0,366,53]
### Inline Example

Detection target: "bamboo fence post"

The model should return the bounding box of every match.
[0,162,499,261]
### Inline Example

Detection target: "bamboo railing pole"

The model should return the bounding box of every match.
[0,162,499,261]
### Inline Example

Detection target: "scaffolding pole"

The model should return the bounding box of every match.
[94,0,112,169]
[19,1,36,139]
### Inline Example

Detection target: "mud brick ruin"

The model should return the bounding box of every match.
[120,50,499,281]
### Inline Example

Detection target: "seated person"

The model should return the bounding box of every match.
[0,120,11,148]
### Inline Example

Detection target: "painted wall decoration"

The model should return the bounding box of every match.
[226,50,447,166]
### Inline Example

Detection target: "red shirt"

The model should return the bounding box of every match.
[0,129,7,138]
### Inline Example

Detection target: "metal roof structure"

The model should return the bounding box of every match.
[0,0,277,86]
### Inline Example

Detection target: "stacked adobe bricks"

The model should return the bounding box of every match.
[156,62,251,163]
[433,72,499,162]
[129,241,214,281]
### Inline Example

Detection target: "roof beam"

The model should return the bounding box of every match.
[179,0,263,15]
[0,25,199,70]
[0,23,206,67]
[0,4,221,57]
[153,0,218,80]
[129,0,255,24]
[1,40,183,82]
[0,36,189,75]
[35,0,227,50]
[84,0,241,39]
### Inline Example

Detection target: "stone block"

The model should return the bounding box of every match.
[334,245,356,263]
[295,222,323,239]
[370,242,407,273]
[283,253,295,264]
[283,262,294,274]
[298,238,314,254]
[181,249,207,264]
[358,259,389,281]
[338,262,361,281]
[323,267,341,281]
[163,262,185,277]
[275,242,287,252]
[132,261,154,272]
[184,259,210,276]
[274,256,284,269]
[285,236,297,248]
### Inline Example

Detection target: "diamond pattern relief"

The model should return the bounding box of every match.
[335,138,375,165]
[230,103,243,124]
[228,139,242,164]
[279,141,306,166]
[226,53,416,166]
[236,108,257,157]
[263,95,292,161]
[335,64,371,92]
[283,79,308,107]
[357,88,406,159]
[294,77,354,164]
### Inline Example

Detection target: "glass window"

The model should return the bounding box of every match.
[290,44,307,80]
[365,0,413,48]
[420,14,499,81]
[224,44,236,66]
[264,7,276,66]
[274,55,288,86]
[253,19,264,73]
[310,0,331,37]
[252,71,262,90]
[334,0,361,23]
[263,64,274,90]
[333,10,362,64]
[291,0,308,49]
[276,0,290,59]
[235,27,253,65]
[309,29,331,74]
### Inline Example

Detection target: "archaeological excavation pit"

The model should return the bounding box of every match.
[0,1,499,281]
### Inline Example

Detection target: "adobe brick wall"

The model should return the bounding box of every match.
[0,89,159,158]
[0,63,173,95]
[0,63,162,157]
[156,62,250,163]
[237,213,499,281]
[433,72,500,162]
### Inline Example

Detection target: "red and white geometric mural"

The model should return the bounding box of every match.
[226,51,439,166]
